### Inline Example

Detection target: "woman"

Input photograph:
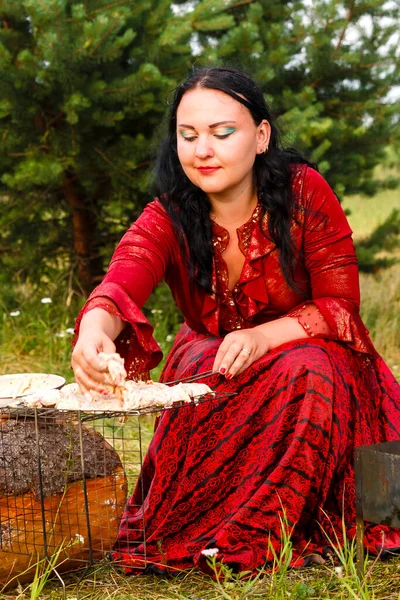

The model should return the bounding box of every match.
[72,66,400,574]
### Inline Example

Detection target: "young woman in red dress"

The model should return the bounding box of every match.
[72,67,400,574]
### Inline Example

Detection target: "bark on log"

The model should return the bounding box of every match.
[0,416,129,589]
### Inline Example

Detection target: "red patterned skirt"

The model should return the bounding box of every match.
[112,324,400,574]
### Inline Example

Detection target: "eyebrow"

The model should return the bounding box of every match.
[177,120,237,129]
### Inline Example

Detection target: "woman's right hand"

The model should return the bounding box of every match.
[71,330,116,394]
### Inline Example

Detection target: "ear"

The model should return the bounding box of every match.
[256,120,271,154]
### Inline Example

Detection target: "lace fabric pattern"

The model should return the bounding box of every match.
[285,302,334,338]
[211,203,333,339]
[211,204,264,332]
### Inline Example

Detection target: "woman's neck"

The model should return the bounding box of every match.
[209,183,258,228]
[210,195,258,228]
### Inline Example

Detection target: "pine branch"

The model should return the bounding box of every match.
[104,82,144,94]
[88,0,133,16]
[94,147,137,181]
[47,111,66,128]
[91,42,127,60]
[88,17,120,56]
[229,0,254,8]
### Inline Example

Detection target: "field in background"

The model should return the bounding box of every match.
[342,186,400,373]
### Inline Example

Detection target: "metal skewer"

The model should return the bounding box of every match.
[164,369,217,386]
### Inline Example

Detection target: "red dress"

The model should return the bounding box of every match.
[75,166,400,573]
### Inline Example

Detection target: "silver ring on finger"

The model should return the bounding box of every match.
[241,348,251,356]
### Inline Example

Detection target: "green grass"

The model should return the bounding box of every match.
[2,527,400,599]
[342,186,400,241]
[342,186,400,372]
[0,186,399,599]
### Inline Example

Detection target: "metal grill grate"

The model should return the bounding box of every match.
[0,392,234,589]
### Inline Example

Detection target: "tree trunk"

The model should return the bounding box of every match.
[62,172,103,296]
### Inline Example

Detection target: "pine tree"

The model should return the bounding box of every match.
[1,0,399,298]
[0,0,198,296]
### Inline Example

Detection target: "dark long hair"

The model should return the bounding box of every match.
[152,66,316,294]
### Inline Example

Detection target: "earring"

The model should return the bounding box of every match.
[263,145,269,154]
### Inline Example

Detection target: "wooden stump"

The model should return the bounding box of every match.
[0,414,129,589]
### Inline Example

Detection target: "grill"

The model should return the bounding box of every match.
[0,392,234,592]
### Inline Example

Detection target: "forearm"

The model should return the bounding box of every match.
[255,317,309,351]
[79,306,125,341]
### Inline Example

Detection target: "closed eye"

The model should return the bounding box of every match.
[179,132,198,142]
[214,132,233,139]
[179,127,236,142]
[214,127,236,139]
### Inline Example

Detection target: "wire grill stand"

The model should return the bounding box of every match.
[0,392,234,593]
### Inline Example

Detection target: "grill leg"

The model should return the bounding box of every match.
[355,449,364,579]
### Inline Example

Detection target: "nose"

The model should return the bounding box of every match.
[195,135,214,159]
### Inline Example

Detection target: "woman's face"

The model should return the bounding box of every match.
[176,87,270,201]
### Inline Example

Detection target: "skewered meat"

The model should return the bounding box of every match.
[24,379,213,412]
[97,352,127,390]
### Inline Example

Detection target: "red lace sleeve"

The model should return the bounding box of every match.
[74,200,178,380]
[286,168,377,357]
[287,303,334,338]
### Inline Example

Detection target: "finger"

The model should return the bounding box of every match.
[72,346,109,387]
[73,354,106,386]
[100,338,117,356]
[217,342,246,375]
[226,348,252,379]
[74,338,115,379]
[213,341,232,373]
[73,364,106,395]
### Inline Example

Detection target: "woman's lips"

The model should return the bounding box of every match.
[197,167,221,174]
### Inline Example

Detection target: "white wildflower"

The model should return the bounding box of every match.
[41,297,52,304]
[166,334,173,342]
[393,365,399,370]
[66,328,75,335]
[55,332,66,338]
[334,566,344,578]
[75,534,84,543]
[201,547,219,557]
[151,308,163,314]
[9,310,20,317]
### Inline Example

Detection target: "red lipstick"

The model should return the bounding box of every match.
[197,167,221,174]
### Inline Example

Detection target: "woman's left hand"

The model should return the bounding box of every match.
[213,328,270,379]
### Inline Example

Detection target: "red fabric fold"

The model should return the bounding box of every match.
[285,298,377,357]
[112,330,400,574]
[75,282,163,379]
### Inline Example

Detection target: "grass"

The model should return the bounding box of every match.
[342,186,400,242]
[0,186,399,598]
[1,526,400,599]
[342,186,400,373]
